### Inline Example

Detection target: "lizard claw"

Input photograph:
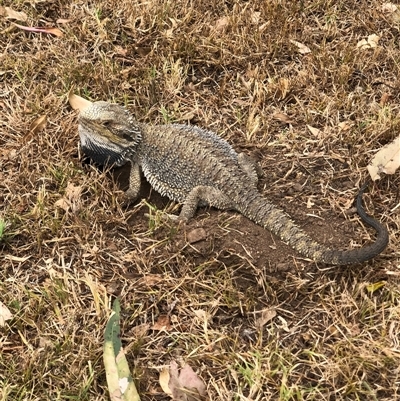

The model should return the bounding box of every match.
[144,212,186,224]
[169,214,188,224]
[165,213,180,222]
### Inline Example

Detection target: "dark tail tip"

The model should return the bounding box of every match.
[322,183,388,265]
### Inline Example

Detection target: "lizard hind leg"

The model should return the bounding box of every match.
[179,185,234,221]
[238,153,263,186]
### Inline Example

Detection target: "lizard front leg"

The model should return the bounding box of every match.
[238,153,263,186]
[125,162,141,201]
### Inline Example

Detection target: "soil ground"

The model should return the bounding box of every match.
[0,1,399,400]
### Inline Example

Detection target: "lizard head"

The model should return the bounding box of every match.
[69,94,142,166]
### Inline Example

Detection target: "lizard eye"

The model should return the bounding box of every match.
[103,120,112,127]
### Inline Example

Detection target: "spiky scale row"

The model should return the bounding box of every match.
[76,100,389,265]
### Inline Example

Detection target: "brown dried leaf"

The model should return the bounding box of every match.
[382,3,398,13]
[1,148,17,160]
[214,16,230,32]
[140,274,164,286]
[168,361,183,400]
[40,27,63,37]
[338,121,353,131]
[151,315,172,331]
[164,28,174,38]
[5,255,31,262]
[56,18,72,24]
[277,77,290,100]
[130,323,150,338]
[357,34,380,49]
[382,2,400,22]
[65,182,82,200]
[307,125,322,138]
[290,40,311,54]
[178,364,206,400]
[13,23,63,37]
[251,11,261,24]
[168,361,206,401]
[255,308,277,329]
[30,115,47,134]
[367,134,400,180]
[192,309,210,321]
[54,198,70,212]
[0,301,13,326]
[272,112,295,124]
[68,92,93,111]
[4,7,28,21]
[55,183,83,212]
[114,45,128,56]
[164,18,179,39]
[380,92,391,106]
[135,46,152,56]
[159,368,173,396]
[277,315,291,332]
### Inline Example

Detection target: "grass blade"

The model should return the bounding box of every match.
[103,298,140,401]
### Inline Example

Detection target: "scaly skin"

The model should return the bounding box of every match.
[74,99,389,265]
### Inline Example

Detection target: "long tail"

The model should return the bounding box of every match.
[238,184,388,265]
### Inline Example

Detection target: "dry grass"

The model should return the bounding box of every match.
[1,0,399,400]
